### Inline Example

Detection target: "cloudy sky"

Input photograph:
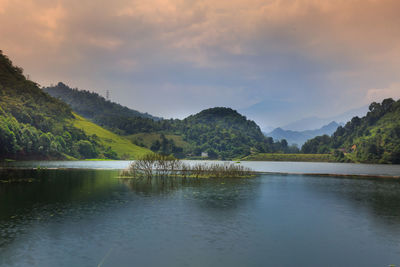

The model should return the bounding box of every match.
[1,0,400,129]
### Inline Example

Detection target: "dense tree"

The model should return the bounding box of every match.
[42,84,293,159]
[0,51,118,160]
[44,83,161,135]
[302,98,400,164]
[0,118,17,155]
[76,140,98,159]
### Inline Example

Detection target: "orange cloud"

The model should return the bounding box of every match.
[1,0,400,121]
[37,4,65,29]
[367,84,400,102]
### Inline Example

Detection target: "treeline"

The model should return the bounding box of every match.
[44,83,160,134]
[0,51,118,160]
[149,134,184,157]
[164,108,299,159]
[301,98,400,164]
[45,83,296,159]
[0,112,117,159]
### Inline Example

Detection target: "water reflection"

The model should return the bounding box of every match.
[119,176,261,210]
[0,169,121,218]
[0,169,123,250]
[1,169,400,266]
[119,176,188,196]
[300,175,400,235]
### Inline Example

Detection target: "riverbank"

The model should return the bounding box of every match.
[241,153,338,162]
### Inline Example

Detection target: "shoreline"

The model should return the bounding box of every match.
[1,158,398,165]
[1,166,399,179]
[259,171,400,179]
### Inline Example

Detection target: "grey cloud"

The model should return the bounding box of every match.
[1,0,400,127]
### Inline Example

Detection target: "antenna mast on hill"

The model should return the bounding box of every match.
[106,90,110,100]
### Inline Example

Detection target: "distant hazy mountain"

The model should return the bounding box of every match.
[266,121,341,146]
[281,106,368,131]
[302,98,400,164]
[41,83,292,158]
[261,126,275,133]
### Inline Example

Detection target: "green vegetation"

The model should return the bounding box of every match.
[242,153,336,162]
[43,83,294,159]
[168,107,298,159]
[9,50,399,163]
[127,133,189,149]
[127,133,188,158]
[120,153,254,178]
[302,98,400,164]
[72,114,151,159]
[0,51,146,160]
[45,82,159,120]
[44,82,161,135]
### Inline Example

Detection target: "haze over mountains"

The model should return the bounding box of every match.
[1,48,399,164]
[267,121,342,146]
[279,106,369,131]
[44,82,293,159]
[302,98,400,164]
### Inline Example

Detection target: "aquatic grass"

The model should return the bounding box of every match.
[120,153,255,179]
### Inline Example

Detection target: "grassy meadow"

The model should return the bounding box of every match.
[126,133,190,149]
[71,114,151,159]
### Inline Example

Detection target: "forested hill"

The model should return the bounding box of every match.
[183,107,265,141]
[141,107,297,159]
[169,107,274,158]
[44,83,160,131]
[41,83,296,158]
[0,51,138,160]
[301,98,400,164]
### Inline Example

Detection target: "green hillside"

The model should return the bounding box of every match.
[127,133,189,149]
[0,51,103,160]
[0,50,148,160]
[42,84,294,159]
[171,107,289,159]
[45,83,161,135]
[302,98,400,164]
[72,114,150,159]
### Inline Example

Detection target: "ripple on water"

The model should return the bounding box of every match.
[1,171,400,266]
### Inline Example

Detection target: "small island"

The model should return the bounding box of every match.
[120,153,254,179]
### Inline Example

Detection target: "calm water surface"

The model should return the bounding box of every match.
[1,163,400,266]
[5,160,400,176]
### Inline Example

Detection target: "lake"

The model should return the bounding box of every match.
[1,161,400,266]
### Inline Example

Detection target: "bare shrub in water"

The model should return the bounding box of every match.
[122,153,254,179]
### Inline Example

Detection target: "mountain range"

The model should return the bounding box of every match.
[45,83,293,159]
[266,121,342,146]
[1,50,399,163]
[279,106,369,131]
[302,98,400,163]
